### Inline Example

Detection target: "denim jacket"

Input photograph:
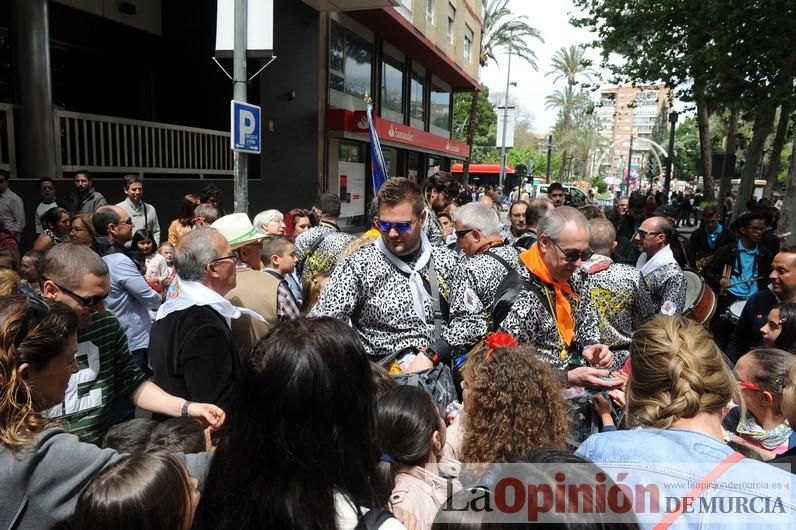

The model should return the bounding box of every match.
[576,428,796,529]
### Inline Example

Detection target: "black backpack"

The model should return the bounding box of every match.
[485,250,551,330]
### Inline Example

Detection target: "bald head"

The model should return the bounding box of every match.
[647,216,674,243]
[93,205,133,243]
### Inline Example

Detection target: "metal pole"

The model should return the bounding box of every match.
[546,135,553,180]
[233,0,248,214]
[664,110,678,197]
[625,133,635,194]
[499,44,512,193]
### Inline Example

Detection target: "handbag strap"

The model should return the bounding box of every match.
[426,253,443,342]
[653,451,745,530]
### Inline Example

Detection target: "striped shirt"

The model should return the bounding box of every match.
[44,311,148,445]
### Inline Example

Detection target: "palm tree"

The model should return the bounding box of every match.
[462,0,543,184]
[546,45,593,178]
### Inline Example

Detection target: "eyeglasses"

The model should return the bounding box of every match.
[114,218,134,226]
[551,240,593,263]
[210,251,238,265]
[14,295,51,348]
[44,278,108,308]
[455,228,476,240]
[636,229,661,239]
[376,219,416,233]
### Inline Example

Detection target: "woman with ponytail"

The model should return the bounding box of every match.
[577,315,796,528]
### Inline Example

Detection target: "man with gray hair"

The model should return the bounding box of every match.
[450,202,529,333]
[40,242,224,444]
[501,207,618,390]
[514,198,553,250]
[579,219,655,370]
[149,227,249,409]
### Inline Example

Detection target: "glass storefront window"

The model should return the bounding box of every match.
[381,56,404,123]
[410,67,425,129]
[329,23,372,100]
[430,84,451,137]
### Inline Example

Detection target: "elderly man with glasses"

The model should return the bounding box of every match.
[501,206,618,390]
[634,215,687,316]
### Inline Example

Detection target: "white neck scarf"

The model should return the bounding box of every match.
[375,233,433,321]
[155,276,265,325]
[636,244,677,276]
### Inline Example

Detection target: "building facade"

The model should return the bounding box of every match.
[596,84,669,187]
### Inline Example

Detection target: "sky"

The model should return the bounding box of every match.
[478,0,603,135]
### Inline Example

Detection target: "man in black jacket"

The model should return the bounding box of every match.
[688,205,736,272]
[703,212,773,351]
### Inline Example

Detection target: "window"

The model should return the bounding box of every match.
[329,23,373,100]
[447,3,456,42]
[426,0,434,21]
[464,25,473,61]
[430,83,451,137]
[410,66,425,129]
[381,55,404,123]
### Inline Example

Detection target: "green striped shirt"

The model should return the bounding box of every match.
[43,311,148,445]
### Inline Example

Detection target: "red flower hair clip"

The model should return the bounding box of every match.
[484,331,519,360]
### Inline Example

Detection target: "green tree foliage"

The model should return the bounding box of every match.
[454,87,497,164]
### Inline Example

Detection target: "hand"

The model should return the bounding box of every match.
[592,394,612,416]
[446,401,463,424]
[391,507,419,530]
[719,278,730,289]
[187,402,226,431]
[607,388,626,408]
[406,352,434,373]
[567,367,622,390]
[583,344,613,368]
[610,370,628,390]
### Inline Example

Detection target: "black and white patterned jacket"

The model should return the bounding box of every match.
[500,270,600,372]
[580,255,656,370]
[641,262,687,315]
[449,244,530,333]
[309,243,482,359]
[422,207,446,247]
[294,222,355,283]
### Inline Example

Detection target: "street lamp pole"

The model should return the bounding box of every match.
[664,110,678,198]
[499,43,512,193]
[625,129,636,195]
[546,134,553,179]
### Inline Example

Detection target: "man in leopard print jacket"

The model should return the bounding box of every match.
[501,207,619,391]
[580,219,656,370]
[448,202,529,333]
[294,193,355,284]
[310,178,482,362]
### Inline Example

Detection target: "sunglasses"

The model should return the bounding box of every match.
[636,229,661,239]
[376,219,416,233]
[552,240,594,263]
[115,218,134,226]
[14,295,51,348]
[455,228,475,240]
[44,278,108,308]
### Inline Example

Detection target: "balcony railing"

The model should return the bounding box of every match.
[54,110,233,178]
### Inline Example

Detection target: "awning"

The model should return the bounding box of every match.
[328,108,470,159]
[451,163,514,174]
[301,0,400,12]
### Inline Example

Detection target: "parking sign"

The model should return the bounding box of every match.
[231,100,261,154]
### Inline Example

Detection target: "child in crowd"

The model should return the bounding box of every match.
[132,229,169,292]
[148,417,210,454]
[18,249,44,295]
[158,242,176,284]
[761,303,796,352]
[74,449,200,530]
[103,418,159,453]
[302,272,331,313]
[377,386,458,530]
[723,348,794,459]
[261,236,300,321]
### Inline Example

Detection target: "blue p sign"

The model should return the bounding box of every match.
[231,100,261,154]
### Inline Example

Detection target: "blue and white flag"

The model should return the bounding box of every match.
[366,102,389,195]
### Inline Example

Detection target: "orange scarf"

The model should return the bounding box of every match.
[520,244,577,346]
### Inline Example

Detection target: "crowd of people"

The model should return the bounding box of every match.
[0,169,795,529]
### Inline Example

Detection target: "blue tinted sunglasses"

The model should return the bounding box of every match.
[376,219,416,233]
